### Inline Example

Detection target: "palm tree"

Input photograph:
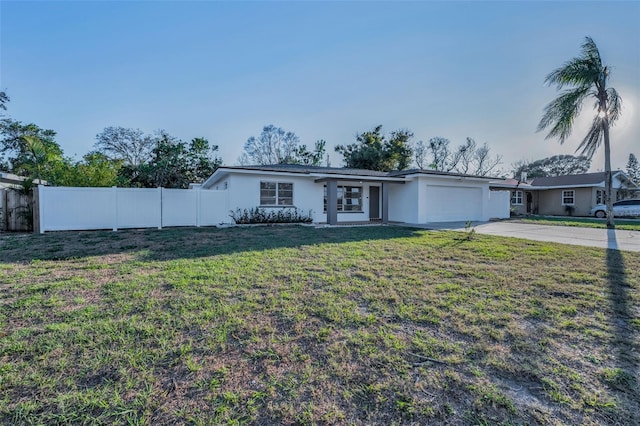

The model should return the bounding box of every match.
[20,135,50,184]
[538,36,622,229]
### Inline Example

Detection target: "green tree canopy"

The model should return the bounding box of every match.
[293,139,327,166]
[335,125,414,172]
[0,120,62,172]
[119,131,222,188]
[0,120,68,184]
[59,152,123,187]
[0,99,122,188]
[627,153,639,185]
[511,155,591,179]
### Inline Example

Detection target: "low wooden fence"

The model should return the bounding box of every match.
[1,188,33,232]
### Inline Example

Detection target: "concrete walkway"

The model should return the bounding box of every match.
[416,221,640,252]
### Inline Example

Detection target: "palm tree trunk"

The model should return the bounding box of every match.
[603,121,615,229]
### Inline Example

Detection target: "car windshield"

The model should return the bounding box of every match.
[614,200,640,206]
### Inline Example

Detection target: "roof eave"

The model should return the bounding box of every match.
[312,174,405,183]
[398,169,504,181]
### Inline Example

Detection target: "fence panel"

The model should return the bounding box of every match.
[38,186,229,233]
[162,188,197,227]
[488,190,510,219]
[41,187,115,231]
[117,188,162,229]
[200,190,230,226]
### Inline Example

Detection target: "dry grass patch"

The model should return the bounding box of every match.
[1,225,638,425]
[518,216,640,231]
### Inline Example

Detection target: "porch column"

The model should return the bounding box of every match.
[326,179,338,225]
[381,182,389,224]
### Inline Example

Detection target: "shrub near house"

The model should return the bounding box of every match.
[229,207,313,224]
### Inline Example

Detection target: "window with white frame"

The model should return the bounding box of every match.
[596,189,605,204]
[511,190,523,205]
[323,185,363,212]
[561,190,575,205]
[260,182,293,206]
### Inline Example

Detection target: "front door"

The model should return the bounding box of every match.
[526,192,533,214]
[369,186,380,220]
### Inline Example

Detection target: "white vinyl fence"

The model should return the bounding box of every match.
[487,190,511,220]
[37,185,229,233]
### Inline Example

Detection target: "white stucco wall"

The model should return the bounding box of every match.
[388,180,419,223]
[227,173,323,222]
[387,175,509,223]
[487,190,511,219]
[212,171,510,224]
[225,173,385,223]
[426,177,487,222]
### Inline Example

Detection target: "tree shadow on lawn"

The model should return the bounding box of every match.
[606,230,639,422]
[0,225,428,263]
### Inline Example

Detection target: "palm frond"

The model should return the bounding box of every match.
[545,58,600,89]
[606,87,622,123]
[537,86,591,143]
[575,117,603,159]
[581,37,603,68]
[540,36,622,168]
[544,37,605,90]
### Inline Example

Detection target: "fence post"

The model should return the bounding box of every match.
[1,189,6,231]
[34,185,42,234]
[226,189,231,225]
[158,187,163,229]
[196,188,201,227]
[112,186,118,231]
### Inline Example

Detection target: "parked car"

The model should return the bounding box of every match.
[590,199,640,218]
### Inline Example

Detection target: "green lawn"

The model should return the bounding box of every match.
[1,226,639,425]
[519,215,640,231]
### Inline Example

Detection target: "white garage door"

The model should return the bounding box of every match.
[424,185,483,222]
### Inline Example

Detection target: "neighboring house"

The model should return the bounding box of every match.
[495,171,638,217]
[200,165,510,224]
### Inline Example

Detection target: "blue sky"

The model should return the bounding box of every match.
[1,1,639,173]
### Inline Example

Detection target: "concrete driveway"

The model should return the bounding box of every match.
[419,220,640,252]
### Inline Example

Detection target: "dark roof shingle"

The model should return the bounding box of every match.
[530,172,606,187]
[224,164,390,177]
[224,165,501,180]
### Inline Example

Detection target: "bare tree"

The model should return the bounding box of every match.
[239,125,326,166]
[0,91,9,114]
[454,138,475,174]
[426,137,454,171]
[95,126,155,167]
[473,141,502,176]
[240,125,300,165]
[414,140,427,169]
[424,136,502,176]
